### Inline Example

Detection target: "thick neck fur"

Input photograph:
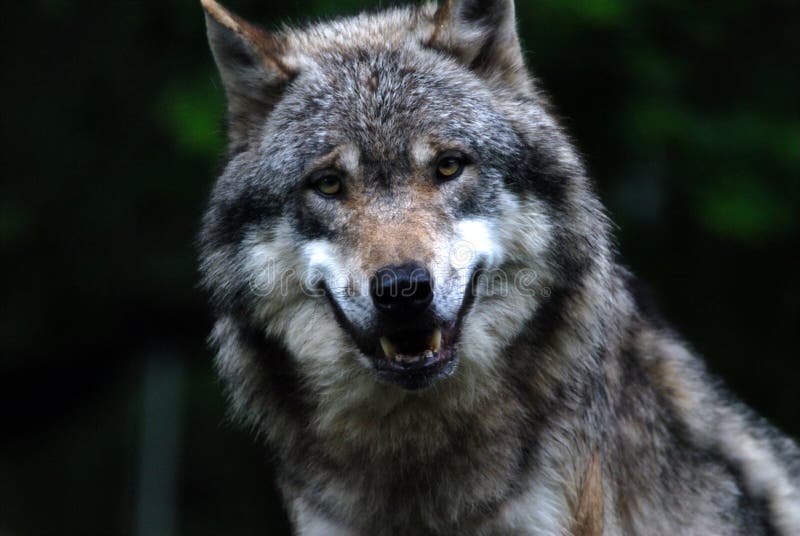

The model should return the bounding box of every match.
[214,246,636,533]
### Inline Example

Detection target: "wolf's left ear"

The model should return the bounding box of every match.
[427,0,528,90]
[202,0,296,148]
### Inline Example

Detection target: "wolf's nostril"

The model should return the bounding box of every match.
[371,262,434,320]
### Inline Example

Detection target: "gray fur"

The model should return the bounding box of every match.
[198,0,800,533]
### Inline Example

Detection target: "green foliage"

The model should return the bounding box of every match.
[158,77,226,158]
[534,0,631,26]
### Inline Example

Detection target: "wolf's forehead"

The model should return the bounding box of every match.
[296,49,480,161]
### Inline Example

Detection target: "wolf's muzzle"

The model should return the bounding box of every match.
[319,260,482,391]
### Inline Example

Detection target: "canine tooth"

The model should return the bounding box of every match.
[424,349,434,359]
[379,337,396,359]
[429,328,442,352]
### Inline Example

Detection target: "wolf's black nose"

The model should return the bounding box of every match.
[371,263,433,320]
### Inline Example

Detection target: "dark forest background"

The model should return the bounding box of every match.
[1,0,798,534]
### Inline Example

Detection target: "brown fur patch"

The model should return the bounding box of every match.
[643,334,700,418]
[344,181,445,273]
[571,451,604,536]
[366,74,379,92]
[351,213,439,273]
[426,0,453,47]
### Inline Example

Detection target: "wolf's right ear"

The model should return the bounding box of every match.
[202,0,296,148]
[427,0,530,91]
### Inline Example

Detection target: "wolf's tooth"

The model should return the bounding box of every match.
[379,337,396,359]
[429,327,442,352]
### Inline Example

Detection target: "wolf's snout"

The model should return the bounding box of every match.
[370,262,433,320]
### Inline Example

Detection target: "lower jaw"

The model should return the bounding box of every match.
[373,353,457,391]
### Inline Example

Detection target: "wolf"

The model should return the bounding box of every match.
[197,0,800,533]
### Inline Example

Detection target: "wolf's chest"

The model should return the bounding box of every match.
[279,414,535,533]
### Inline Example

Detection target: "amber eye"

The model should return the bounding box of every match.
[436,155,464,180]
[313,174,342,196]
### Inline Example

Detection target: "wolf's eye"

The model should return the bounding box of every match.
[313,174,343,197]
[436,155,464,180]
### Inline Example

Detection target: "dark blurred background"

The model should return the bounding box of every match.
[1,0,797,534]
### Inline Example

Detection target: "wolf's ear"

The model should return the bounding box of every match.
[202,0,296,148]
[427,0,529,90]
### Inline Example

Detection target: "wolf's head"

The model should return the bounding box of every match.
[199,0,609,397]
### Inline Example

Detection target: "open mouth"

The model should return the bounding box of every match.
[371,324,458,390]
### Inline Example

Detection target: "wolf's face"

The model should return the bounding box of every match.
[201,0,600,394]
